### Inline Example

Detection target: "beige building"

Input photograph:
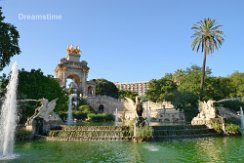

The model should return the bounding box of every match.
[114,81,149,95]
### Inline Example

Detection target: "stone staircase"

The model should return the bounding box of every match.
[152,125,220,140]
[47,126,131,141]
[47,125,220,141]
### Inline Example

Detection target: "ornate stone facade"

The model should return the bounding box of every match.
[86,96,185,123]
[55,45,95,97]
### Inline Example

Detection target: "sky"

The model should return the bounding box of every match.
[0,0,243,82]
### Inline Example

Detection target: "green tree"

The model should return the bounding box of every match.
[229,71,244,97]
[95,79,119,98]
[191,18,224,100]
[0,7,21,70]
[204,77,232,100]
[18,69,67,112]
[171,66,233,101]
[176,65,211,99]
[170,90,199,122]
[0,73,9,97]
[145,79,160,102]
[118,89,138,101]
[146,76,177,102]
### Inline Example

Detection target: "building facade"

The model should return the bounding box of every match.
[114,81,149,95]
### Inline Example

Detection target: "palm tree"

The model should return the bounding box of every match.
[191,18,224,101]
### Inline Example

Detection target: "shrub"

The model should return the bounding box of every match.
[87,113,114,122]
[225,123,240,135]
[73,110,87,120]
[210,119,223,133]
[136,125,153,139]
[78,105,94,114]
[127,120,135,136]
[58,105,94,121]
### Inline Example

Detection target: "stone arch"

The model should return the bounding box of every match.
[98,104,104,113]
[55,46,96,97]
[87,86,94,96]
[66,73,81,87]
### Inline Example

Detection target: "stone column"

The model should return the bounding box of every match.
[62,67,67,87]
[81,69,87,97]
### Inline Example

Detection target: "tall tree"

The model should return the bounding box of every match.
[229,71,244,97]
[191,18,224,100]
[95,79,119,98]
[0,7,21,70]
[146,77,177,102]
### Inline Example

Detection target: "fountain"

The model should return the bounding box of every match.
[146,101,151,124]
[115,108,118,125]
[67,94,77,125]
[240,107,244,134]
[0,62,18,159]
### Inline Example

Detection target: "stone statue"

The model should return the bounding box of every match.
[66,45,80,54]
[197,100,216,120]
[26,98,62,125]
[136,101,144,117]
[191,100,219,126]
[25,98,63,135]
[135,97,145,127]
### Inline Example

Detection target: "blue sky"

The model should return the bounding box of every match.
[0,0,243,82]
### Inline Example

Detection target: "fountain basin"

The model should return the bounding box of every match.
[9,137,244,162]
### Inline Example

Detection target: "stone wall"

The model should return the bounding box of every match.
[86,95,124,113]
[85,96,185,123]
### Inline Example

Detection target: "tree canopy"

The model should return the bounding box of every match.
[146,75,177,102]
[229,71,244,97]
[147,65,244,103]
[95,78,119,98]
[118,89,138,101]
[17,69,67,110]
[0,7,21,70]
[145,65,244,121]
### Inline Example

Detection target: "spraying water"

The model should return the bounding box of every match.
[67,94,77,125]
[115,108,118,125]
[0,62,18,159]
[147,107,151,124]
[240,107,244,133]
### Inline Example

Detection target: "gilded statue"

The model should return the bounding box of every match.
[66,45,80,54]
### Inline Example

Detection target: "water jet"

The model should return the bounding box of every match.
[240,107,244,134]
[67,94,77,125]
[0,62,19,159]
